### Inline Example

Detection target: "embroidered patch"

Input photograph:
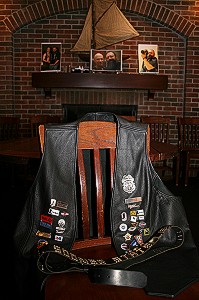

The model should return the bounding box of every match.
[121,243,128,250]
[123,232,132,241]
[119,223,128,231]
[40,221,52,229]
[121,212,127,221]
[55,235,63,242]
[124,197,142,204]
[122,175,136,193]
[37,239,48,249]
[56,219,66,234]
[56,201,68,210]
[40,214,53,225]
[36,230,51,239]
[143,228,150,236]
[50,199,57,207]
[48,208,60,216]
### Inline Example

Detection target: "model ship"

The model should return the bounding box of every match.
[70,0,139,61]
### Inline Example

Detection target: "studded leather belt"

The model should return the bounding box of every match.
[36,225,184,288]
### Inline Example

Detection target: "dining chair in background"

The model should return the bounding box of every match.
[177,117,199,186]
[30,114,61,137]
[0,116,20,140]
[140,116,180,185]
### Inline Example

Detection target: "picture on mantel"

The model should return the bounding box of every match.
[41,43,62,72]
[90,49,123,73]
[138,44,159,74]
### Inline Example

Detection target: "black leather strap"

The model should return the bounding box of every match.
[36,225,184,285]
[88,268,147,288]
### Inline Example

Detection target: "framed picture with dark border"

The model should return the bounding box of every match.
[138,44,159,74]
[41,43,62,72]
[90,49,122,72]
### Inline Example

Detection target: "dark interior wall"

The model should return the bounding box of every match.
[0,0,199,139]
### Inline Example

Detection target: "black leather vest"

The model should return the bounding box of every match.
[14,113,199,297]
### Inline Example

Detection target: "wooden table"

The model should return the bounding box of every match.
[0,137,41,184]
[0,137,178,162]
[0,137,41,159]
[150,141,179,161]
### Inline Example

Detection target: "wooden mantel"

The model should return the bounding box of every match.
[32,72,168,98]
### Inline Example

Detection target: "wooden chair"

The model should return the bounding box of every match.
[38,121,151,299]
[38,121,199,300]
[30,114,61,137]
[0,116,19,140]
[177,117,199,186]
[140,116,180,185]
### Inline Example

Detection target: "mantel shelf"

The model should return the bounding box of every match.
[32,72,168,98]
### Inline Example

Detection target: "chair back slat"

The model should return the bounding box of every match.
[93,148,105,238]
[77,149,90,239]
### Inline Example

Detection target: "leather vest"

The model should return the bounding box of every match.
[14,112,199,296]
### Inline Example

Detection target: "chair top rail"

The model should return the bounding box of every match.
[140,116,170,143]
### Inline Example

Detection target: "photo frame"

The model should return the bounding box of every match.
[90,49,123,72]
[138,44,159,74]
[41,43,62,72]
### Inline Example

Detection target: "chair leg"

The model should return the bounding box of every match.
[175,154,180,186]
[162,160,167,178]
[185,152,190,187]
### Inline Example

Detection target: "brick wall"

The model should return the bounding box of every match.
[0,0,199,139]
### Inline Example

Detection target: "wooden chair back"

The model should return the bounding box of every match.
[140,116,170,143]
[177,117,199,150]
[39,120,150,250]
[177,117,199,186]
[30,114,61,137]
[0,116,20,140]
[119,115,137,122]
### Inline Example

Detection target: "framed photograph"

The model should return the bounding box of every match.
[41,43,62,72]
[138,44,159,74]
[90,49,123,72]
